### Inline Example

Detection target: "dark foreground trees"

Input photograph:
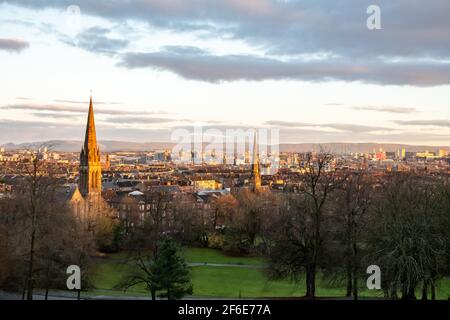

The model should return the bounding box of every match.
[267,158,450,300]
[0,178,94,299]
[0,153,96,299]
[367,174,449,300]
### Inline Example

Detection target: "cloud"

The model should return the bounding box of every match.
[119,46,450,86]
[0,119,82,143]
[265,120,392,133]
[61,26,129,55]
[353,106,418,114]
[104,116,179,124]
[31,112,82,120]
[394,120,450,127]
[0,119,79,128]
[1,103,165,116]
[4,1,450,85]
[5,1,450,58]
[326,123,391,133]
[0,118,173,144]
[53,99,121,105]
[0,38,29,52]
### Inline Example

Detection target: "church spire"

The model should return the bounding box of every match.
[79,94,102,197]
[251,129,261,191]
[84,95,98,154]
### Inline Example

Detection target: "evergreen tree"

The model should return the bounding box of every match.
[150,238,193,300]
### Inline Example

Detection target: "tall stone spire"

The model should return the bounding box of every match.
[84,96,98,155]
[79,95,102,197]
[251,129,261,191]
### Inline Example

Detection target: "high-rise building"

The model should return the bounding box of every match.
[78,96,102,198]
[397,148,406,160]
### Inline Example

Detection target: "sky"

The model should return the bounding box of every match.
[1,0,450,145]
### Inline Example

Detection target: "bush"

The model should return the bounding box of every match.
[207,233,225,250]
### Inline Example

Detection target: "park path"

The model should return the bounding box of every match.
[187,262,267,269]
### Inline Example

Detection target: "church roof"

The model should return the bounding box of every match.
[55,184,82,203]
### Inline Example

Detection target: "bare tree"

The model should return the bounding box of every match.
[269,152,346,299]
[0,147,95,299]
[222,189,277,255]
[333,170,373,300]
[23,152,51,300]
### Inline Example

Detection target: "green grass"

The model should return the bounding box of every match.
[190,266,391,298]
[184,248,264,265]
[89,248,450,299]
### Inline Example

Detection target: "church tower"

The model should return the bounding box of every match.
[79,96,102,198]
[251,129,262,191]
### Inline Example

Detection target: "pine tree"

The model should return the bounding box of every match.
[150,238,193,300]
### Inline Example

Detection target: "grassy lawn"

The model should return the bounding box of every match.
[89,257,147,296]
[89,248,450,299]
[185,248,264,266]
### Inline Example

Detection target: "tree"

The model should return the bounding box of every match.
[171,196,207,246]
[210,194,238,233]
[367,174,447,300]
[117,249,159,300]
[425,177,450,299]
[333,171,373,300]
[93,213,121,253]
[118,238,192,300]
[150,238,193,300]
[118,191,195,299]
[24,155,44,300]
[268,152,345,299]
[223,189,276,255]
[0,225,12,286]
[0,150,95,299]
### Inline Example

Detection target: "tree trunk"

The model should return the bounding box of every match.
[390,284,398,300]
[26,230,36,300]
[26,161,38,301]
[305,266,316,299]
[421,283,428,301]
[305,268,312,298]
[352,276,358,300]
[21,283,26,300]
[345,261,352,297]
[348,240,359,300]
[431,284,436,301]
[45,287,49,300]
[402,287,416,300]
[151,288,156,301]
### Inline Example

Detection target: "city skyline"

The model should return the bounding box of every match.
[1,1,450,145]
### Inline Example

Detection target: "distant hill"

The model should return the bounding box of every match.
[2,140,176,152]
[2,140,449,153]
[279,143,450,154]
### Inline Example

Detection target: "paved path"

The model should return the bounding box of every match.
[188,262,267,269]
[0,290,246,300]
